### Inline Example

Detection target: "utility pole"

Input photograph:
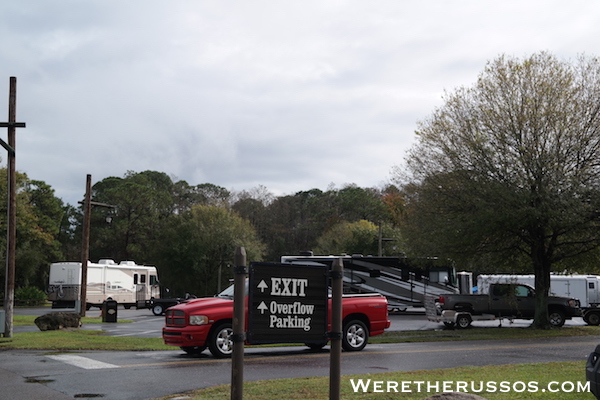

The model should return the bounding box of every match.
[80,174,92,317]
[78,174,116,317]
[1,77,25,338]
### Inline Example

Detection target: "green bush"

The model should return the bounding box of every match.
[15,286,47,306]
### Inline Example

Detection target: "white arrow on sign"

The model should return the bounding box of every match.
[257,280,269,292]
[257,301,268,314]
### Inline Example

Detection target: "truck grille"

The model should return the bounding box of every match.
[165,309,186,326]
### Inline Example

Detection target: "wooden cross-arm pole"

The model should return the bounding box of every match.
[2,77,26,338]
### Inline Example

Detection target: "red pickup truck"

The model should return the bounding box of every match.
[162,284,391,357]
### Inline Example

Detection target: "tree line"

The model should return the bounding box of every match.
[0,169,406,297]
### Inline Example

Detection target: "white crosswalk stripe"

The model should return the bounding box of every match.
[47,354,120,369]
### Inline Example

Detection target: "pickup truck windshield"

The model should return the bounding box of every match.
[217,282,248,299]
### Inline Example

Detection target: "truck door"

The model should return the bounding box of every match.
[134,273,148,303]
[509,285,535,318]
[150,274,160,298]
[490,284,535,317]
[490,284,513,316]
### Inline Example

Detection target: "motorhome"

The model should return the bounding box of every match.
[281,254,459,311]
[47,259,160,310]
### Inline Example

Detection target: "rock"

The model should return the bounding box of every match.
[34,312,82,331]
[423,393,488,400]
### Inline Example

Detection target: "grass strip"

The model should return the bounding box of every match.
[13,315,133,326]
[2,323,600,351]
[0,329,171,351]
[371,325,600,343]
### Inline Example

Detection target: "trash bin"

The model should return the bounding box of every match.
[102,297,118,323]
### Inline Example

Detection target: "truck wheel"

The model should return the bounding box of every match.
[549,310,566,327]
[152,304,164,316]
[208,322,234,358]
[181,346,206,355]
[342,320,369,351]
[586,312,600,326]
[456,314,472,329]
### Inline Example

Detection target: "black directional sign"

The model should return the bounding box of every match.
[248,262,328,344]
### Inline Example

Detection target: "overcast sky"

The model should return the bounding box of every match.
[1,1,600,206]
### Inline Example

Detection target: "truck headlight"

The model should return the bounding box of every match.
[189,315,209,325]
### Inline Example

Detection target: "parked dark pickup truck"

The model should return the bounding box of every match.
[438,283,581,328]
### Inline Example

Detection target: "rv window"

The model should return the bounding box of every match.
[590,282,595,289]
[150,275,158,285]
[140,275,146,284]
[134,274,138,285]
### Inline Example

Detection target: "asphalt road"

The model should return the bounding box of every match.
[2,306,597,400]
[2,335,598,400]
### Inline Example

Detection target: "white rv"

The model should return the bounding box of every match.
[477,274,600,325]
[47,259,160,309]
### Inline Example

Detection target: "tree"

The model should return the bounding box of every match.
[314,220,403,256]
[261,189,332,260]
[256,185,399,260]
[172,182,231,213]
[333,185,389,223]
[315,220,378,255]
[380,184,405,227]
[401,52,600,328]
[232,185,273,244]
[90,171,176,262]
[20,179,65,288]
[0,171,63,290]
[153,205,265,296]
[56,203,80,261]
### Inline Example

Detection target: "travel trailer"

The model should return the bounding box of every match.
[47,259,160,310]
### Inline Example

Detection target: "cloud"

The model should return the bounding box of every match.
[1,1,600,205]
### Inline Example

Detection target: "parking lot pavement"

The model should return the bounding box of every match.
[12,306,590,336]
[389,310,587,330]
[0,367,73,400]
[13,306,165,338]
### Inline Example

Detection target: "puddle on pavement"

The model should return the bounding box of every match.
[25,377,55,384]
